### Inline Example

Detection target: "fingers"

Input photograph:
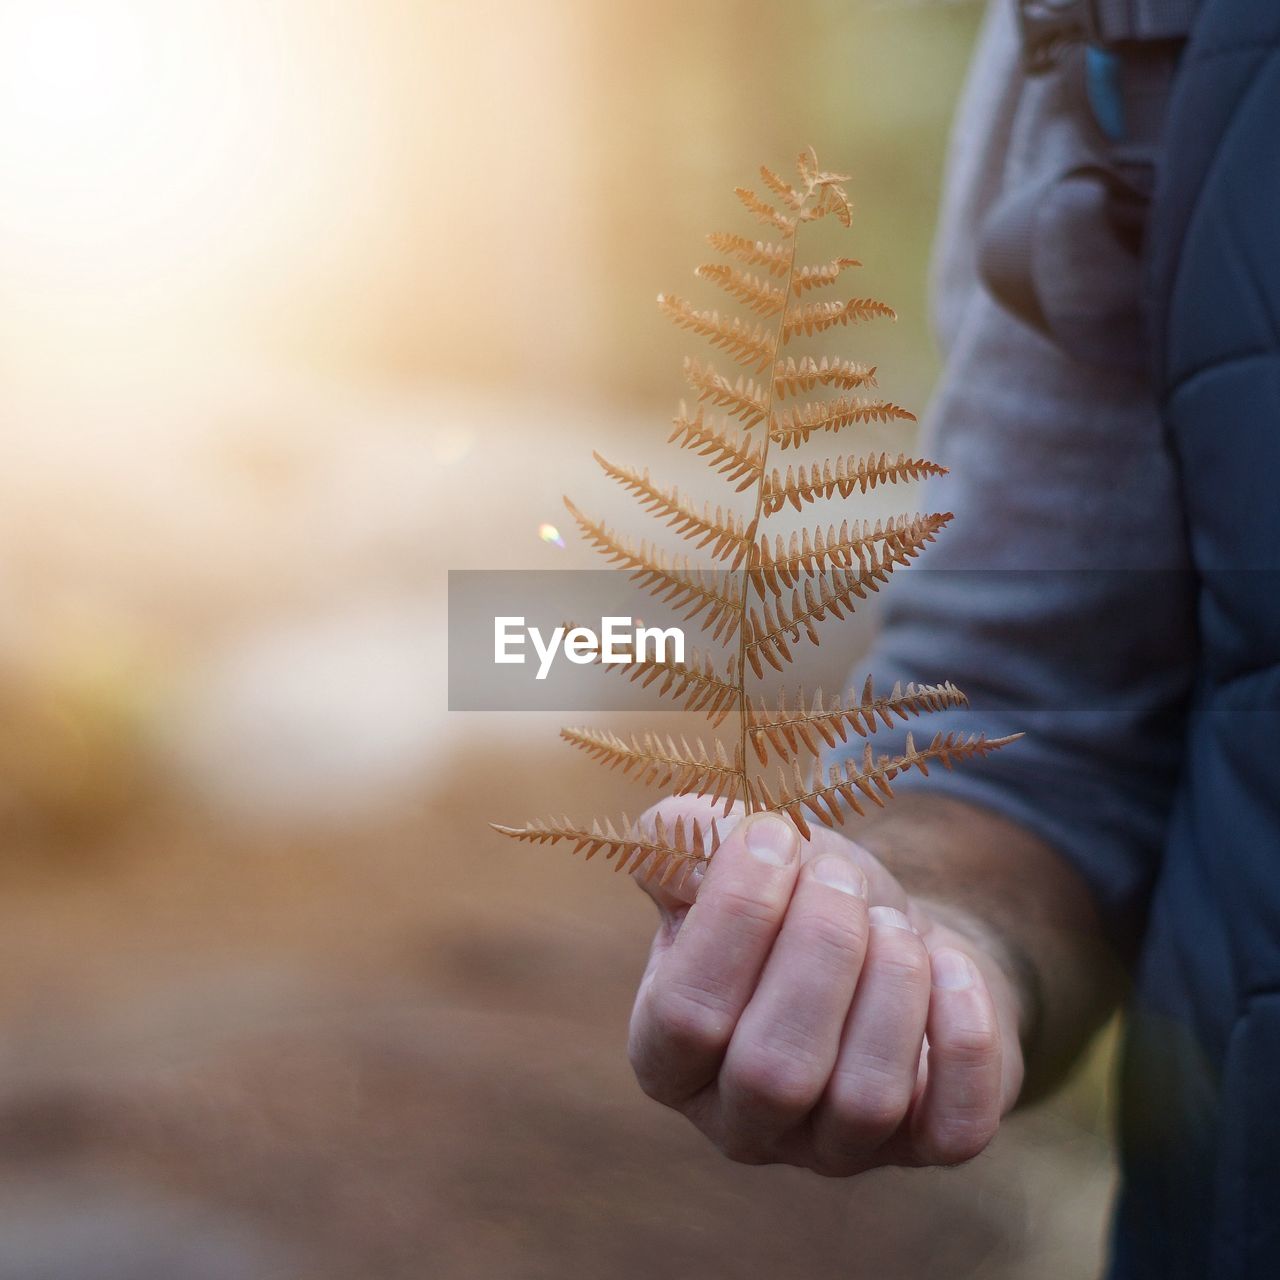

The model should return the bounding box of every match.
[904,948,1004,1166]
[632,794,908,912]
[627,797,1006,1174]
[628,812,800,1107]
[715,852,870,1159]
[810,906,931,1174]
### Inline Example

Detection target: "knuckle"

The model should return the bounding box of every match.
[627,1027,676,1103]
[836,1082,911,1137]
[644,981,735,1059]
[940,1019,1000,1068]
[726,1044,824,1115]
[630,1063,674,1105]
[866,937,930,988]
[827,1057,913,1138]
[872,956,930,994]
[795,909,868,966]
[712,887,784,937]
[920,1115,998,1167]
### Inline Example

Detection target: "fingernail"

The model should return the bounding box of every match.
[811,855,867,897]
[743,813,797,867]
[868,905,912,930]
[931,948,974,990]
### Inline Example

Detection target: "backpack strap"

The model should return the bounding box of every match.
[1018,0,1197,159]
[1092,0,1200,41]
[978,1,1201,368]
[1019,0,1199,71]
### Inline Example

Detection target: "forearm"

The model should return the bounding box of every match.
[852,793,1123,1102]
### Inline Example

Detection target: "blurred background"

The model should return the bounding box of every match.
[0,1,1118,1277]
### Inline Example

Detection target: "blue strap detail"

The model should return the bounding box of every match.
[1085,45,1127,140]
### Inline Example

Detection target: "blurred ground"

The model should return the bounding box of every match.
[0,732,1116,1280]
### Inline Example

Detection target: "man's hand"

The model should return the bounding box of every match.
[628,796,1028,1176]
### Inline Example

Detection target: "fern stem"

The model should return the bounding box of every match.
[734,188,811,812]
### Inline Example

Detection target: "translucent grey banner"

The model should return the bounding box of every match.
[448,567,1278,713]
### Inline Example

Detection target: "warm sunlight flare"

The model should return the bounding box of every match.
[0,0,385,369]
[0,3,259,268]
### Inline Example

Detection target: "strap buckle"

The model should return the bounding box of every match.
[1017,0,1099,74]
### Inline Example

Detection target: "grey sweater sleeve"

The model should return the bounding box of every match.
[849,2,1197,932]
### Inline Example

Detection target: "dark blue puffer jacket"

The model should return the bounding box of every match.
[1114,3,1280,1276]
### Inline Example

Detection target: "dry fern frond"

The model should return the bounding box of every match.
[683,359,771,429]
[781,297,896,343]
[734,186,795,234]
[752,512,954,594]
[771,395,917,449]
[745,678,970,764]
[657,295,776,372]
[743,527,947,674]
[563,499,742,639]
[762,452,948,513]
[561,727,744,812]
[772,356,878,398]
[749,732,1021,839]
[705,231,791,277]
[695,263,786,317]
[742,563,889,677]
[759,164,804,210]
[668,406,763,491]
[491,812,721,887]
[796,145,820,185]
[796,146,853,191]
[493,149,1018,880]
[800,182,854,227]
[593,453,749,564]
[792,257,862,295]
[557,621,738,726]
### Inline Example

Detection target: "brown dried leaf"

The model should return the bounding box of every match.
[491,811,722,887]
[762,452,948,513]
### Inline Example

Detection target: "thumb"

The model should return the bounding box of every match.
[633,795,745,913]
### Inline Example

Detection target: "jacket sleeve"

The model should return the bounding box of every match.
[850,2,1197,936]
